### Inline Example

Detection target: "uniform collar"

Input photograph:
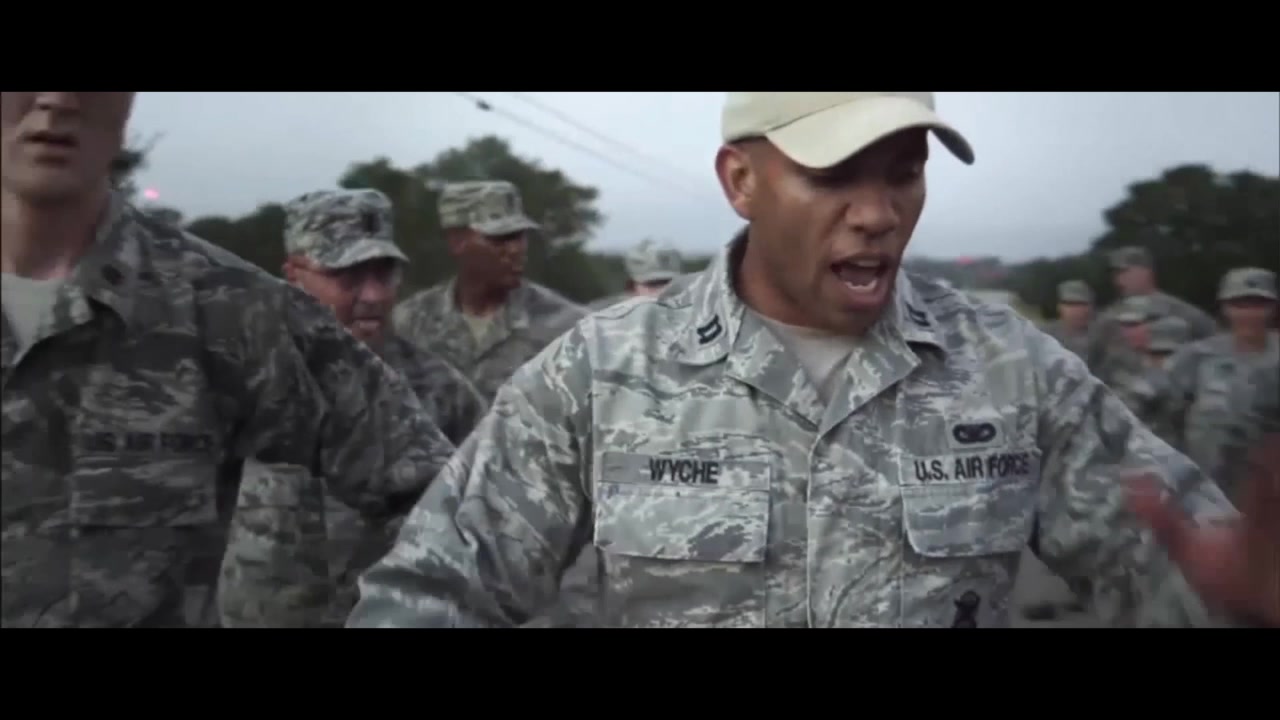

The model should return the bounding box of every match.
[665,229,946,366]
[68,191,155,330]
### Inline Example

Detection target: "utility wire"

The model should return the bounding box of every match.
[504,92,708,189]
[452,92,704,196]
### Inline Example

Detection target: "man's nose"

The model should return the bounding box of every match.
[842,183,900,239]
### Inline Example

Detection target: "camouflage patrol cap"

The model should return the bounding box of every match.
[1116,295,1158,324]
[437,180,539,236]
[1109,246,1153,270]
[1147,315,1190,353]
[721,92,974,169]
[1057,279,1094,304]
[1218,266,1277,301]
[283,188,408,270]
[625,239,683,284]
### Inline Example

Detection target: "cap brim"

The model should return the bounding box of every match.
[764,95,974,170]
[634,271,678,284]
[320,238,409,270]
[472,214,540,236]
[1220,290,1278,301]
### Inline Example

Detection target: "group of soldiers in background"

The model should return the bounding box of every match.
[216,181,690,625]
[1031,247,1279,620]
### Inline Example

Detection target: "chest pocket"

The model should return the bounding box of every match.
[898,453,1039,628]
[591,451,771,628]
[1193,359,1237,416]
[68,451,223,627]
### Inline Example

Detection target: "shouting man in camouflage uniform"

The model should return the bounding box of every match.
[350,92,1280,628]
[0,91,455,627]
[588,238,686,311]
[220,188,487,627]
[1045,279,1094,363]
[392,180,587,402]
[1166,267,1280,503]
[1091,246,1217,385]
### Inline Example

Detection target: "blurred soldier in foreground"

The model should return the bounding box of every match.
[1167,267,1279,503]
[1046,279,1094,363]
[349,92,1279,628]
[0,91,455,627]
[393,180,586,402]
[220,188,485,627]
[588,238,686,311]
[1091,246,1217,384]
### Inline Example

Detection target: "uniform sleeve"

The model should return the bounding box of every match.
[437,362,490,447]
[1026,324,1239,627]
[347,325,594,628]
[226,284,456,522]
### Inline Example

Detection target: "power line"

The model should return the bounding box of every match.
[504,92,709,189]
[451,92,704,196]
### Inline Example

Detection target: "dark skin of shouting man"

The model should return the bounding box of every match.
[0,91,455,627]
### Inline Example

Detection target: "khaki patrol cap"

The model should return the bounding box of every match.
[1116,295,1160,324]
[283,188,407,270]
[720,92,975,169]
[1109,246,1154,271]
[1218,266,1277,301]
[625,239,684,284]
[437,180,539,236]
[1147,315,1190,353]
[1057,279,1094,304]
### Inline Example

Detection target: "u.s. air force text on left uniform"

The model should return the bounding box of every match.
[348,232,1240,629]
[0,192,456,628]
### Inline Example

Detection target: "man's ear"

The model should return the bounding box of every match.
[715,142,757,221]
[282,256,302,286]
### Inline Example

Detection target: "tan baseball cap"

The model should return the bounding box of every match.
[721,92,974,169]
[1218,267,1277,301]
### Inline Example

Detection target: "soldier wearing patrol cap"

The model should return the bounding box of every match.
[1165,267,1279,502]
[588,238,688,311]
[1090,246,1218,385]
[351,92,1280,629]
[393,180,587,403]
[1046,279,1095,363]
[220,188,489,627]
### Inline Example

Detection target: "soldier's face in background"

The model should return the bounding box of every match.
[288,256,402,349]
[719,128,928,335]
[1058,302,1092,329]
[453,229,527,293]
[1121,321,1150,351]
[1223,297,1275,335]
[1113,265,1152,297]
[629,279,669,298]
[0,92,135,204]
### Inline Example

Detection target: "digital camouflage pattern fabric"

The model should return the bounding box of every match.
[1165,331,1280,502]
[588,239,688,312]
[1044,320,1092,364]
[0,193,456,628]
[320,334,487,625]
[282,188,408,269]
[349,232,1240,628]
[393,279,587,402]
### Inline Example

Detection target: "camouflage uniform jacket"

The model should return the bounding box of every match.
[0,194,456,628]
[587,293,630,312]
[1165,331,1280,501]
[1090,291,1217,384]
[349,233,1239,629]
[392,278,587,402]
[1108,361,1182,450]
[319,333,487,624]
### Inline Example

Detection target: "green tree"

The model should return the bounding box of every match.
[186,204,287,276]
[1005,164,1279,319]
[1090,164,1280,311]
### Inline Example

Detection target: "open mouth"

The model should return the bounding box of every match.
[25,130,80,157]
[831,256,893,300]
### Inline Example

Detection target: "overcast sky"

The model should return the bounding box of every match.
[129,92,1279,262]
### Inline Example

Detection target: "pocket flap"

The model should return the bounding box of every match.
[72,454,219,528]
[901,480,1035,558]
